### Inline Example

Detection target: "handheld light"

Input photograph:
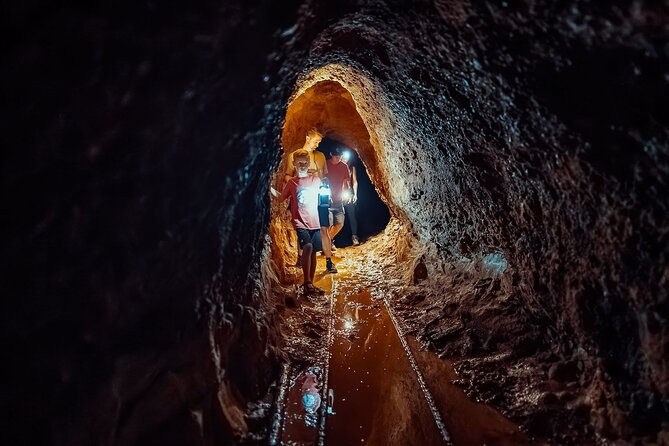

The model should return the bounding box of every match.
[318,184,331,207]
[342,150,351,161]
[341,189,352,202]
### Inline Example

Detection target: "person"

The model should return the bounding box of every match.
[322,146,351,273]
[342,150,360,245]
[276,149,325,295]
[284,128,328,267]
[284,128,327,181]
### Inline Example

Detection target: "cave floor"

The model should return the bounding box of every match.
[274,243,533,446]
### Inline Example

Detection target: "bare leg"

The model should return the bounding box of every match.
[329,222,344,239]
[294,245,302,266]
[309,249,317,282]
[302,243,313,284]
[329,209,345,246]
[320,227,331,257]
[345,202,358,238]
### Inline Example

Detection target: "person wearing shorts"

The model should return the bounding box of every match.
[296,228,322,255]
[277,149,325,295]
[284,128,327,268]
[322,146,352,273]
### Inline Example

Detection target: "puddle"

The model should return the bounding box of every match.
[275,251,532,446]
[276,266,334,446]
[280,366,324,445]
[325,282,444,445]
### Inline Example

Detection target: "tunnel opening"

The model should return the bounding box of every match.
[269,78,398,284]
[315,137,390,248]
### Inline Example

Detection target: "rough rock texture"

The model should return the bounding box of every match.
[269,1,669,443]
[2,1,297,444]
[3,0,668,445]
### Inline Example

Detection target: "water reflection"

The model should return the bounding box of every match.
[325,285,444,445]
[301,367,321,427]
[281,365,324,442]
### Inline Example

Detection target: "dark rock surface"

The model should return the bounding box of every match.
[2,0,668,445]
[2,1,295,444]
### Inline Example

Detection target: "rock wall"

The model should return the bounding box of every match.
[265,1,669,442]
[2,1,298,444]
[3,0,668,444]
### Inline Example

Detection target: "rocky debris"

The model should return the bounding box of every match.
[277,284,330,364]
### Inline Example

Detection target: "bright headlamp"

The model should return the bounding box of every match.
[318,184,331,206]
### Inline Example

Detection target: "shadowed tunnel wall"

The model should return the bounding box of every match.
[2,1,668,445]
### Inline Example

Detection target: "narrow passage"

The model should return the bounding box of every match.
[325,277,445,444]
[273,247,533,446]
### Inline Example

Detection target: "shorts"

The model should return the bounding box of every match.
[295,228,322,252]
[318,204,345,228]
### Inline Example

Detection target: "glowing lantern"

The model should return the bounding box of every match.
[318,184,331,207]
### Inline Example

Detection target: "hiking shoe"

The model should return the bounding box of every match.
[352,236,360,246]
[303,283,325,295]
[326,261,338,274]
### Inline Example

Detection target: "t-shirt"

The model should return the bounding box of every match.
[326,159,351,205]
[280,175,322,230]
[285,150,327,178]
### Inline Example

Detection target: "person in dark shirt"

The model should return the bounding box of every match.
[342,150,360,245]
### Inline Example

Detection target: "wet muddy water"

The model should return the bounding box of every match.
[280,366,324,445]
[325,282,444,445]
[276,251,533,446]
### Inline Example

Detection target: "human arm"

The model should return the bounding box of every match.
[278,181,293,202]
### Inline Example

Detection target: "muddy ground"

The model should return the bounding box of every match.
[273,222,596,445]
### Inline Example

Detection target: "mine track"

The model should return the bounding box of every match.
[379,289,452,444]
[270,268,452,445]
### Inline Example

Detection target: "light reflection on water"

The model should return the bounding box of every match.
[278,250,531,446]
[325,283,444,445]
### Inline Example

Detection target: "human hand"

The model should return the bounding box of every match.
[341,189,353,205]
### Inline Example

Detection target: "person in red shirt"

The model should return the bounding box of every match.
[284,128,327,268]
[277,149,325,295]
[320,146,351,273]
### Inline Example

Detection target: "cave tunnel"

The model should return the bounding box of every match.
[271,79,392,284]
[3,1,669,446]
